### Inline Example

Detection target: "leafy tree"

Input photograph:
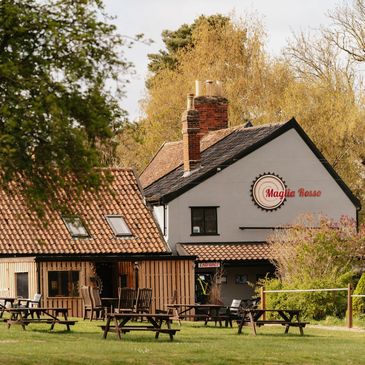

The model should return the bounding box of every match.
[261,216,365,319]
[0,0,130,212]
[118,13,364,218]
[147,15,229,75]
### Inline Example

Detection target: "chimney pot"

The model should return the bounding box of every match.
[187,93,195,110]
[205,80,214,96]
[195,80,203,97]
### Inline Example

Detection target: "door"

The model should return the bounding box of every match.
[16,272,29,299]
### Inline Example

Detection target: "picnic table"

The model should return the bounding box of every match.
[102,312,180,341]
[237,309,309,336]
[6,307,77,331]
[167,303,225,326]
[0,297,17,318]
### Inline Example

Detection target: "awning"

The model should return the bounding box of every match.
[176,242,272,262]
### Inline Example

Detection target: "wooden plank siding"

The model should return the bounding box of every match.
[39,261,93,318]
[0,258,194,318]
[138,259,195,312]
[0,257,37,298]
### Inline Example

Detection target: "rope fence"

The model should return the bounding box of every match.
[260,284,362,328]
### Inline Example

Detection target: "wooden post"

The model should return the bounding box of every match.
[260,286,266,320]
[347,283,353,329]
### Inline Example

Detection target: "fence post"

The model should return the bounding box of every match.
[260,286,266,320]
[347,283,353,329]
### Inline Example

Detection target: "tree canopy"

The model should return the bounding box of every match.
[0,0,129,212]
[117,11,365,217]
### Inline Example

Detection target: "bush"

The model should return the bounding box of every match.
[353,273,365,315]
[259,216,365,320]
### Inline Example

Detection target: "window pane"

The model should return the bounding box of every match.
[205,208,217,234]
[63,217,89,237]
[106,216,132,236]
[48,271,79,297]
[192,208,204,234]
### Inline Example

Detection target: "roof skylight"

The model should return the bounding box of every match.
[106,215,132,237]
[62,217,89,238]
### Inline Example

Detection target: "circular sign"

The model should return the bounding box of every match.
[251,173,286,211]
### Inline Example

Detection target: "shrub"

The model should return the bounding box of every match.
[259,215,365,320]
[353,273,365,315]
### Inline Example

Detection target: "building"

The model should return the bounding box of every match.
[0,168,195,316]
[140,81,361,305]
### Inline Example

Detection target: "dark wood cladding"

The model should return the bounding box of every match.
[40,259,195,317]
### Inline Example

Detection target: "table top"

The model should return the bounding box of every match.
[0,297,17,301]
[8,307,68,312]
[243,309,301,313]
[167,303,224,308]
[108,312,172,319]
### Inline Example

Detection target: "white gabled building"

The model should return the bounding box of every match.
[140,81,361,305]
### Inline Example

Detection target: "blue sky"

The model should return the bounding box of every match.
[103,0,338,121]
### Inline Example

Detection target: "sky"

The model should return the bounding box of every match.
[103,0,338,121]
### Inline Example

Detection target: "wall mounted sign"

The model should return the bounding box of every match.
[251,173,287,211]
[251,173,322,211]
[197,262,220,269]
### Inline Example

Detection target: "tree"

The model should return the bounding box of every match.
[325,0,365,62]
[147,15,229,75]
[118,13,364,219]
[261,216,365,319]
[0,0,130,212]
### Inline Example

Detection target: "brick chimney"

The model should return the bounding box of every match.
[182,94,200,172]
[194,80,228,135]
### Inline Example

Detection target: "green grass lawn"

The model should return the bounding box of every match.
[0,318,364,365]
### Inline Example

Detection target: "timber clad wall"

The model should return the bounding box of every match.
[139,259,195,312]
[0,257,37,298]
[0,258,195,318]
[40,261,93,318]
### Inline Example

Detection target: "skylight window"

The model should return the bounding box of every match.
[106,215,132,237]
[63,217,89,238]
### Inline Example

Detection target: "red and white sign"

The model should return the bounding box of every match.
[251,173,322,211]
[198,262,221,268]
[251,174,287,210]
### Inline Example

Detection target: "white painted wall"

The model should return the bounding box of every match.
[162,129,356,251]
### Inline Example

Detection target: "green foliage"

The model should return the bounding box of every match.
[353,273,365,315]
[260,216,365,320]
[147,14,229,75]
[0,0,130,212]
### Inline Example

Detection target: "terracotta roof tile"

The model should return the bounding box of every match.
[177,243,272,261]
[140,127,237,189]
[0,169,169,256]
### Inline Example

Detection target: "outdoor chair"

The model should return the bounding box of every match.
[89,287,107,320]
[134,288,152,319]
[223,299,242,327]
[116,287,136,313]
[81,286,105,321]
[17,293,42,318]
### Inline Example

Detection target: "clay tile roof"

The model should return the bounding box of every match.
[176,243,272,261]
[140,127,235,189]
[0,169,169,256]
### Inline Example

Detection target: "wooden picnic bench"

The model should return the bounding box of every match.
[6,307,77,331]
[102,313,180,341]
[166,304,224,326]
[237,309,309,336]
[0,297,17,318]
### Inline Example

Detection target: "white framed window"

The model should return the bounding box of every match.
[62,217,89,238]
[106,215,132,237]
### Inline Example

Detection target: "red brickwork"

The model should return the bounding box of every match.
[182,109,200,171]
[194,96,228,135]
